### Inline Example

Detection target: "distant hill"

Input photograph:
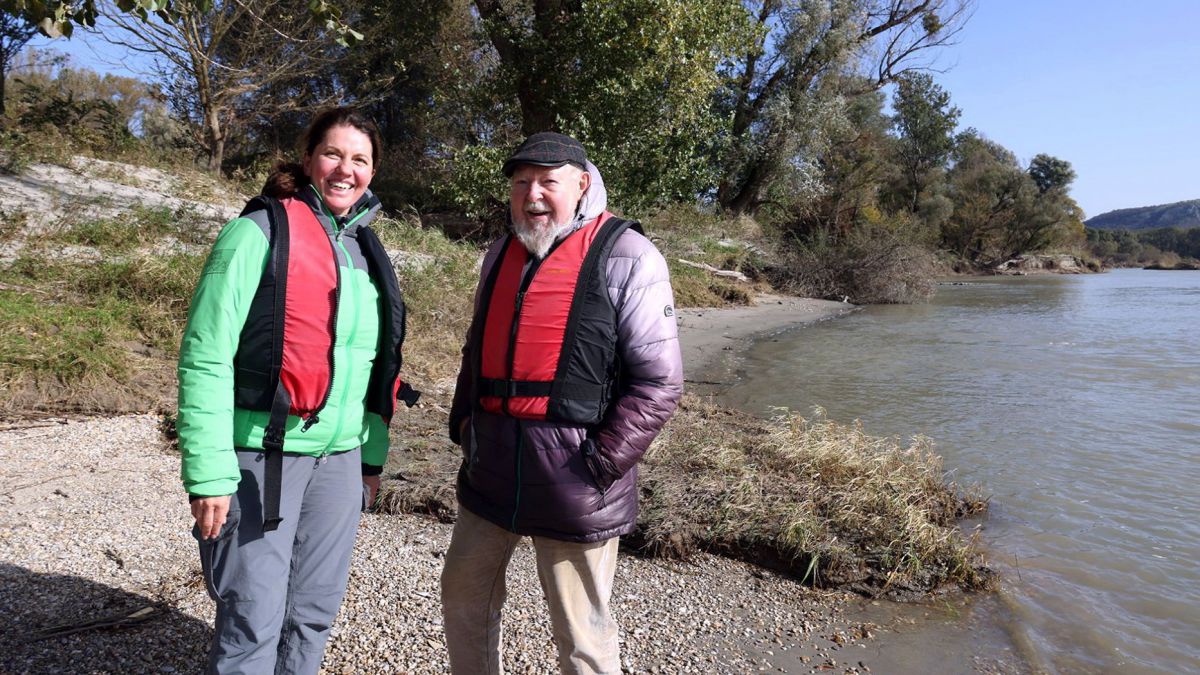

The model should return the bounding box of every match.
[1086,199,1200,230]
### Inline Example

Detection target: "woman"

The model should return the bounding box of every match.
[177,107,412,674]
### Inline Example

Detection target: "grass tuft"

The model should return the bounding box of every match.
[632,394,992,594]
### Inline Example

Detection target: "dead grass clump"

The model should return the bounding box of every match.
[633,394,991,594]
[768,225,938,305]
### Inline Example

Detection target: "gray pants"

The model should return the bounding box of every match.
[195,448,363,675]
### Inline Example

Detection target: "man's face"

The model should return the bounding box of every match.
[509,163,590,235]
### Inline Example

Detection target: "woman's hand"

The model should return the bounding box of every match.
[191,495,233,540]
[362,475,381,508]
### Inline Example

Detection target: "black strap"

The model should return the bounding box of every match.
[397,382,421,408]
[258,196,291,533]
[477,378,605,400]
[261,380,291,532]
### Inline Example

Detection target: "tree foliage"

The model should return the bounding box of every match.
[12,0,360,44]
[942,130,1082,265]
[0,0,39,114]
[100,0,345,172]
[716,0,973,216]
[5,0,1097,289]
[1028,153,1075,194]
[888,71,959,213]
[471,0,752,212]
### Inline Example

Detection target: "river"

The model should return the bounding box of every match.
[720,269,1200,674]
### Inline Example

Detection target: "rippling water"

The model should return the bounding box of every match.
[721,269,1200,673]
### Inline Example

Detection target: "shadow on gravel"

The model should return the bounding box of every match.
[0,563,210,674]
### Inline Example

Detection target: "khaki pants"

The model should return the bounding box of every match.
[440,508,620,675]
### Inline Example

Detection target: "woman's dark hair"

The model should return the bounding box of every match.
[263,107,384,198]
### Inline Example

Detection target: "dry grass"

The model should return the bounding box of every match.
[374,393,993,595]
[632,395,992,594]
[369,213,481,392]
[644,204,767,308]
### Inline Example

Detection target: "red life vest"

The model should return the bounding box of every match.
[232,193,419,531]
[233,194,418,432]
[475,212,640,424]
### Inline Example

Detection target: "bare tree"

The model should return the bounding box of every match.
[718,0,973,215]
[98,0,342,172]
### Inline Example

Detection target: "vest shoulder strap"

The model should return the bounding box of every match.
[240,193,291,532]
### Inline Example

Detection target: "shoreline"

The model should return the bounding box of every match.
[676,294,856,390]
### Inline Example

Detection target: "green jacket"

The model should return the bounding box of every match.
[178,189,390,497]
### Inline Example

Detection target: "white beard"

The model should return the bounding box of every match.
[513,218,573,259]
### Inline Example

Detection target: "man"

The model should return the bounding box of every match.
[442,132,683,674]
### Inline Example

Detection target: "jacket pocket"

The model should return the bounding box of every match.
[193,509,241,602]
[581,438,614,493]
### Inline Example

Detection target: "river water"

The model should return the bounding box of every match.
[720,269,1200,674]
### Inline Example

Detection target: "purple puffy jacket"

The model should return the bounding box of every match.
[448,165,683,542]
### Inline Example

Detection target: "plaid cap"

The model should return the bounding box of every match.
[501,132,588,177]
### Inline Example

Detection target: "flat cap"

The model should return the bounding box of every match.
[502,132,587,177]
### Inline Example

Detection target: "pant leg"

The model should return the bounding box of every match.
[197,450,311,675]
[441,507,522,675]
[274,448,364,675]
[532,536,621,675]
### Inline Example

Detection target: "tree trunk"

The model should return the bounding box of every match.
[719,156,773,216]
[517,82,556,134]
[205,108,224,174]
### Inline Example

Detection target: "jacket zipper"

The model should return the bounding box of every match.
[505,255,545,528]
[300,189,370,440]
[511,425,524,531]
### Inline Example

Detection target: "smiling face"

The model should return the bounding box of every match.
[509,163,590,258]
[510,162,589,232]
[303,124,376,216]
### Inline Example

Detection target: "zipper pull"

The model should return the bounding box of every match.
[301,414,320,432]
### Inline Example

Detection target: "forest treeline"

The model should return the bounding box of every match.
[2,0,1094,301]
[1086,227,1200,268]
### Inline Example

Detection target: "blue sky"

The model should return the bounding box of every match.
[930,0,1200,218]
[28,1,1200,218]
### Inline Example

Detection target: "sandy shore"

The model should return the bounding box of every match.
[676,295,855,387]
[0,295,961,675]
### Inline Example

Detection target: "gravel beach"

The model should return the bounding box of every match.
[0,295,884,674]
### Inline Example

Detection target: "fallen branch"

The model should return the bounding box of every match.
[27,605,160,642]
[676,259,750,283]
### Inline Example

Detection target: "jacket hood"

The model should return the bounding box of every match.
[575,161,607,224]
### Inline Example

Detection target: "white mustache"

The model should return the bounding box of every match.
[526,201,550,214]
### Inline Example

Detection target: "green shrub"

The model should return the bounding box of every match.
[16,83,133,152]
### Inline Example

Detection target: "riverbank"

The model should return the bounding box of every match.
[0,157,993,669]
[676,294,856,389]
[1,296,895,674]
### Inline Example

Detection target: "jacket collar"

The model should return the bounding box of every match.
[298,185,382,235]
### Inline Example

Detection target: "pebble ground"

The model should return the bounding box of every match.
[0,414,880,674]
